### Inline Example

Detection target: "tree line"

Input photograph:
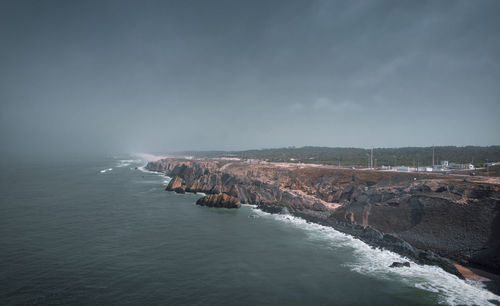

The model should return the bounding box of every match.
[176,146,500,167]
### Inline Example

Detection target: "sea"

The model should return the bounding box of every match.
[1,155,499,305]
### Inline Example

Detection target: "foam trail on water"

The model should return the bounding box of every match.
[116,159,142,167]
[252,209,500,306]
[137,166,160,174]
[162,177,172,186]
[136,164,172,186]
[100,168,112,173]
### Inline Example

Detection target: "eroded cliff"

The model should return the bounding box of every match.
[146,158,500,279]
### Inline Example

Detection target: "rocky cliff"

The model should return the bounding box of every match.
[146,158,500,280]
[196,193,240,208]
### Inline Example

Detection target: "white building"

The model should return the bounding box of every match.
[448,163,474,170]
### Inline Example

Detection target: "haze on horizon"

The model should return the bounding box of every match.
[1,0,499,158]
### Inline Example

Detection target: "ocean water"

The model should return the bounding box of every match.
[1,155,499,305]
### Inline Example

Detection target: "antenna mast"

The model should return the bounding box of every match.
[432,147,435,168]
[370,148,373,169]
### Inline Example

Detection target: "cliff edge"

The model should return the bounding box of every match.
[146,158,500,283]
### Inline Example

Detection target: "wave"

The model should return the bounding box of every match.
[116,159,142,168]
[252,209,500,306]
[136,165,172,186]
[137,165,159,174]
[162,177,172,186]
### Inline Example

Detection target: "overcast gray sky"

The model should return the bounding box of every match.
[1,0,499,157]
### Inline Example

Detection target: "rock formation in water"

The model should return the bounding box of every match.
[146,158,500,280]
[165,176,184,192]
[390,261,411,268]
[196,193,240,208]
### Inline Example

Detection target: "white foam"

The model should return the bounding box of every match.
[137,165,159,174]
[252,209,500,306]
[100,168,112,173]
[135,164,172,186]
[196,192,206,196]
[241,204,258,208]
[162,177,172,186]
[116,159,142,167]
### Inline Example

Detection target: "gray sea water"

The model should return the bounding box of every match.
[1,155,499,305]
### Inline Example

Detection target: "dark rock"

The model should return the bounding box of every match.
[196,193,240,208]
[257,202,286,214]
[420,184,432,192]
[362,226,384,241]
[435,186,447,193]
[173,187,185,194]
[390,261,410,268]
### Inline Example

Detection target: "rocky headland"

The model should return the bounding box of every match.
[146,157,500,288]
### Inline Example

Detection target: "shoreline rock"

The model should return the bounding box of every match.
[390,261,411,268]
[166,176,185,192]
[196,193,240,208]
[146,158,500,283]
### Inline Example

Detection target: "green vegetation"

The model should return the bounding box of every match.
[175,146,500,167]
[490,164,500,171]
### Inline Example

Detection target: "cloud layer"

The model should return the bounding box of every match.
[0,0,499,156]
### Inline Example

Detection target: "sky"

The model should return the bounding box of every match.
[1,0,499,157]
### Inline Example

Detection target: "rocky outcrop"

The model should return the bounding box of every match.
[390,261,410,268]
[196,193,240,208]
[165,176,184,192]
[327,183,500,275]
[146,158,500,280]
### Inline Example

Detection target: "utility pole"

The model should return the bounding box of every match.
[432,147,435,168]
[370,148,373,169]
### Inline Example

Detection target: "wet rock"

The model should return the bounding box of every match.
[257,202,286,214]
[196,193,240,208]
[173,187,185,194]
[390,261,410,268]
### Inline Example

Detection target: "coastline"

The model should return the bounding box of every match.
[145,156,500,295]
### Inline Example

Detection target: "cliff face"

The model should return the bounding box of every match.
[196,193,240,208]
[146,158,500,276]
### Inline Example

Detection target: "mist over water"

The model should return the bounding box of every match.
[1,156,498,305]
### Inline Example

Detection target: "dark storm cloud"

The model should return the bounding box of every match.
[1,0,499,156]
